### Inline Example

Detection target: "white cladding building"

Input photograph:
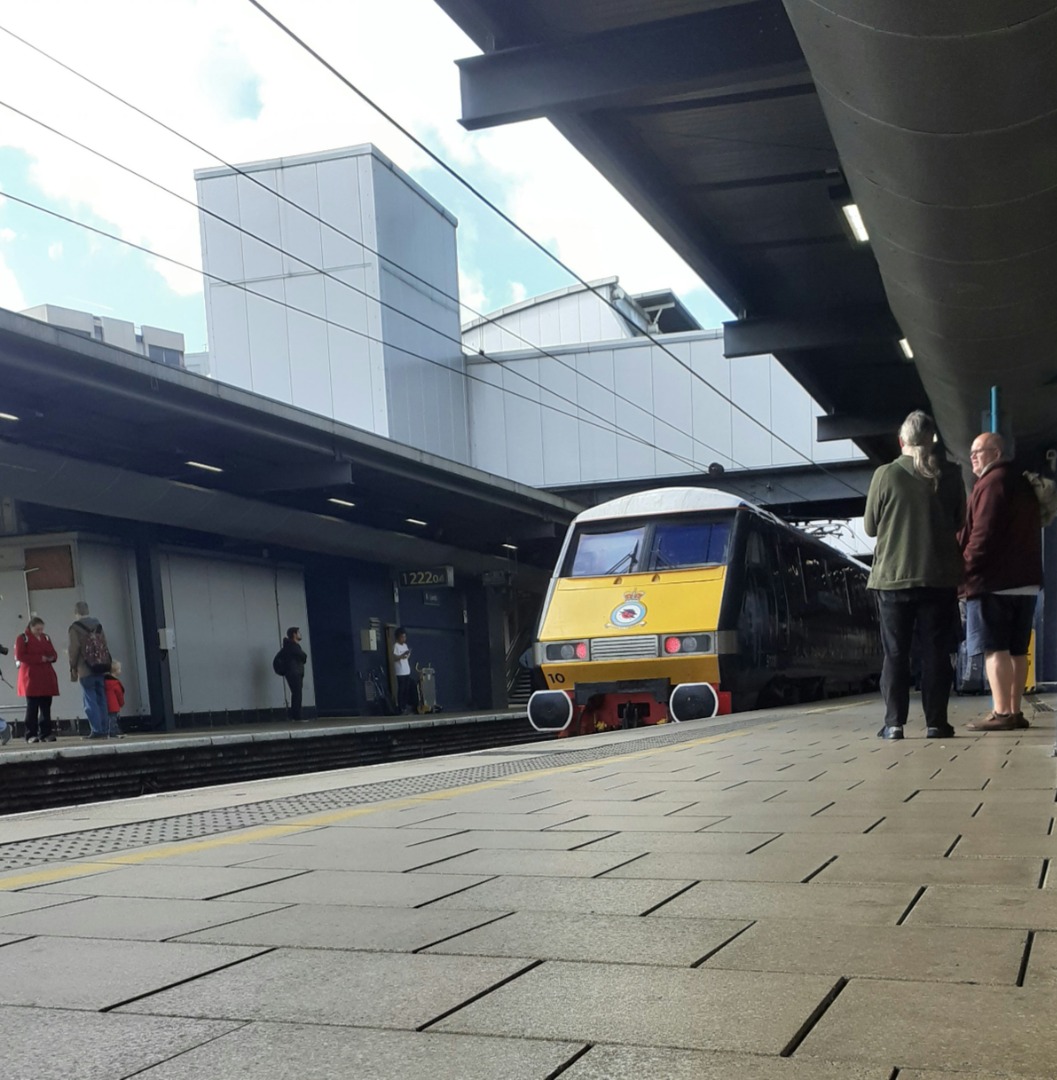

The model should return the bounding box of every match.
[462,278,866,489]
[195,144,469,463]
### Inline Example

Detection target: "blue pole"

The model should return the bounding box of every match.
[990,386,1000,433]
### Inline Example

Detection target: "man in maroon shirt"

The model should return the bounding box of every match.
[960,432,1043,730]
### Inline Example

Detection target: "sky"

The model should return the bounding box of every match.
[0,0,734,352]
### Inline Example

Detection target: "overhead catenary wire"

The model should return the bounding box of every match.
[0,25,772,489]
[0,96,778,496]
[0,21,860,509]
[242,0,868,499]
[0,187,772,495]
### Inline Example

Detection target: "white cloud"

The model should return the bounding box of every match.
[47,240,62,259]
[0,227,15,243]
[458,268,488,315]
[0,0,713,314]
[509,281,527,304]
[0,252,27,310]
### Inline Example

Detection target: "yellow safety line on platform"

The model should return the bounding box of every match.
[0,724,766,892]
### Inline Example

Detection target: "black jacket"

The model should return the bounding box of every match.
[281,638,307,679]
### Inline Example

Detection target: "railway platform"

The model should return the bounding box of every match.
[0,692,1055,1079]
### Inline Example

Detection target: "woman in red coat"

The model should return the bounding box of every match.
[14,617,60,743]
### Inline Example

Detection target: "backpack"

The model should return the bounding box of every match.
[272,649,288,676]
[1023,470,1057,527]
[82,624,112,674]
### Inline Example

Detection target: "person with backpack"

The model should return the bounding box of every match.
[15,616,59,743]
[276,627,308,722]
[68,601,112,740]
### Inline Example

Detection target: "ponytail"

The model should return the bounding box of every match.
[899,410,942,489]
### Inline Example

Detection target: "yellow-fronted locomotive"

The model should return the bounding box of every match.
[528,488,881,736]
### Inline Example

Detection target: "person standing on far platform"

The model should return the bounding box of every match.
[392,627,413,714]
[104,660,126,738]
[15,617,59,743]
[960,432,1042,730]
[280,627,308,722]
[864,410,965,740]
[68,601,112,740]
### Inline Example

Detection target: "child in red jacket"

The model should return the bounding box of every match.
[104,661,125,739]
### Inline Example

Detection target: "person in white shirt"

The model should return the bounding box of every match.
[392,627,413,714]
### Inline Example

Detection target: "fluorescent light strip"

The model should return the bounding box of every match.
[899,338,913,359]
[501,543,518,551]
[185,460,223,473]
[0,412,19,421]
[327,497,356,508]
[841,202,869,243]
[405,517,427,526]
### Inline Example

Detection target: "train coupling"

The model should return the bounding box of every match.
[669,682,719,722]
[527,690,574,732]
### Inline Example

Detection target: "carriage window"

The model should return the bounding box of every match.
[650,521,731,569]
[568,526,646,576]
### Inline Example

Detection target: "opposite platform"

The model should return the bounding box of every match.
[0,693,1055,1079]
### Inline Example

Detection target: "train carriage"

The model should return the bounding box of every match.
[528,488,881,736]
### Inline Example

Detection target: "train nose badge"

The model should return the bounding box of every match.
[610,591,647,628]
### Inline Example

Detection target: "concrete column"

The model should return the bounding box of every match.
[134,534,175,730]
[466,578,509,710]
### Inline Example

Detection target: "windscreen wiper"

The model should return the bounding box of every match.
[604,543,639,576]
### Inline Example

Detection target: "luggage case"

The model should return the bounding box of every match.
[416,662,438,713]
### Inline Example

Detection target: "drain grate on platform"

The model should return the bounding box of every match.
[0,715,770,872]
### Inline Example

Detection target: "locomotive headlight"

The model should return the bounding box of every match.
[681,635,698,652]
[664,636,682,654]
[545,641,589,661]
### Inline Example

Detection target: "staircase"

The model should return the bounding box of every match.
[507,666,534,709]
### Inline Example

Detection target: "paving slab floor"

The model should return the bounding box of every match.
[0,692,1054,1078]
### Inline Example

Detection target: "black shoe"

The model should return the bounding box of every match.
[878,725,904,740]
[926,725,956,739]
[82,733,107,740]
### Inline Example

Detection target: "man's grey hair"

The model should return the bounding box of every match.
[899,410,942,486]
[74,601,90,617]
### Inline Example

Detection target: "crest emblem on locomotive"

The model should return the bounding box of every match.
[610,591,647,628]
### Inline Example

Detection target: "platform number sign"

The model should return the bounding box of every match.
[398,565,454,589]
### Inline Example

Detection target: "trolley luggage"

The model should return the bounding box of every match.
[955,642,986,695]
[416,662,438,713]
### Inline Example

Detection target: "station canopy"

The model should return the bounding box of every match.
[437,0,1057,465]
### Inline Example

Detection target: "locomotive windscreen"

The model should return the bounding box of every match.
[565,515,732,577]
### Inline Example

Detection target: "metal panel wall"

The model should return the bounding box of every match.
[467,332,864,487]
[373,158,468,463]
[160,553,314,717]
[0,539,145,728]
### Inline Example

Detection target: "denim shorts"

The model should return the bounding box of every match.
[964,593,1037,656]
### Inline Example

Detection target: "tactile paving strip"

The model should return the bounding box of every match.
[0,715,773,872]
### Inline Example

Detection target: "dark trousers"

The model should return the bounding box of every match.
[877,587,957,728]
[25,696,53,739]
[285,673,303,720]
[396,674,412,713]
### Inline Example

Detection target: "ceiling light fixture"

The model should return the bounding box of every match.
[501,543,518,551]
[185,460,223,473]
[898,338,914,359]
[327,497,356,508]
[0,412,19,422]
[841,202,869,243]
[405,517,427,527]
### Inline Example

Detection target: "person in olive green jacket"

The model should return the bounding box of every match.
[864,411,965,740]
